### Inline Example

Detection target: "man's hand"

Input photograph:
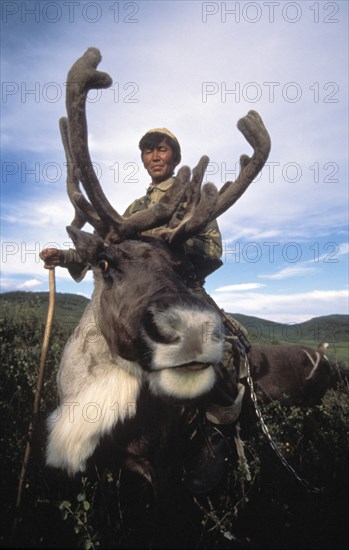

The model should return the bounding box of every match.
[39,248,64,269]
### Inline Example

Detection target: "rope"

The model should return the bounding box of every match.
[243,353,322,493]
[15,268,56,511]
[202,289,322,493]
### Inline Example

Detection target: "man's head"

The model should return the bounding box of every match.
[139,128,181,184]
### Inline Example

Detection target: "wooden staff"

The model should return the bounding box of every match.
[15,267,56,510]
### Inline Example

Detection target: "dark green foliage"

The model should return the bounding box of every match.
[237,388,349,549]
[0,291,89,339]
[0,293,348,549]
[0,302,66,548]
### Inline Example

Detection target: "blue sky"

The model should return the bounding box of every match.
[1,0,348,323]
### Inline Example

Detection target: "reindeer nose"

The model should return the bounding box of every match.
[144,305,221,346]
[142,309,181,345]
[141,299,224,371]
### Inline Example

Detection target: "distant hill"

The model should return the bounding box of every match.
[231,312,348,345]
[0,291,89,330]
[1,291,348,367]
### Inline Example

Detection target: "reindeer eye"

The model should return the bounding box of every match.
[98,259,109,273]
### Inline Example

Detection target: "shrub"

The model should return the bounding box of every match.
[1,304,348,549]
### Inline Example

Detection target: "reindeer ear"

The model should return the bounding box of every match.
[66,225,105,262]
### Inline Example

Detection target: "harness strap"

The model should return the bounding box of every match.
[233,421,252,481]
[206,383,245,425]
[202,289,251,353]
[243,352,323,493]
[202,289,322,493]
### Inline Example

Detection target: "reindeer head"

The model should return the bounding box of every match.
[60,47,271,402]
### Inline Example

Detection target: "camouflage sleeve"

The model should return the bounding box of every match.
[60,249,90,282]
[184,219,223,278]
[123,195,147,217]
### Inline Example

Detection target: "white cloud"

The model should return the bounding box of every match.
[259,266,316,280]
[17,278,43,289]
[338,243,349,256]
[211,289,349,324]
[216,283,266,292]
[314,241,349,263]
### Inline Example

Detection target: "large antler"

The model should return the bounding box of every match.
[63,47,189,242]
[160,110,271,245]
[215,110,271,217]
[59,116,105,232]
[63,48,270,246]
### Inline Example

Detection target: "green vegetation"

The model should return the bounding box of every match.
[0,291,89,338]
[0,292,348,548]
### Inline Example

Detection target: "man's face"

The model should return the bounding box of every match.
[142,139,176,184]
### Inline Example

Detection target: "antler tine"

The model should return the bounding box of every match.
[156,112,270,246]
[168,155,209,230]
[212,110,271,218]
[65,48,123,229]
[65,47,189,242]
[59,117,85,228]
[169,182,218,245]
[59,117,108,234]
[162,156,219,245]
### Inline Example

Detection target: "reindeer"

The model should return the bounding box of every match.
[247,343,333,406]
[45,49,271,497]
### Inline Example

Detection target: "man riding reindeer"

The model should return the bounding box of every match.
[40,126,251,494]
[40,127,222,286]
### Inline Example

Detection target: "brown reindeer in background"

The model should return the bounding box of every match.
[247,342,333,406]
